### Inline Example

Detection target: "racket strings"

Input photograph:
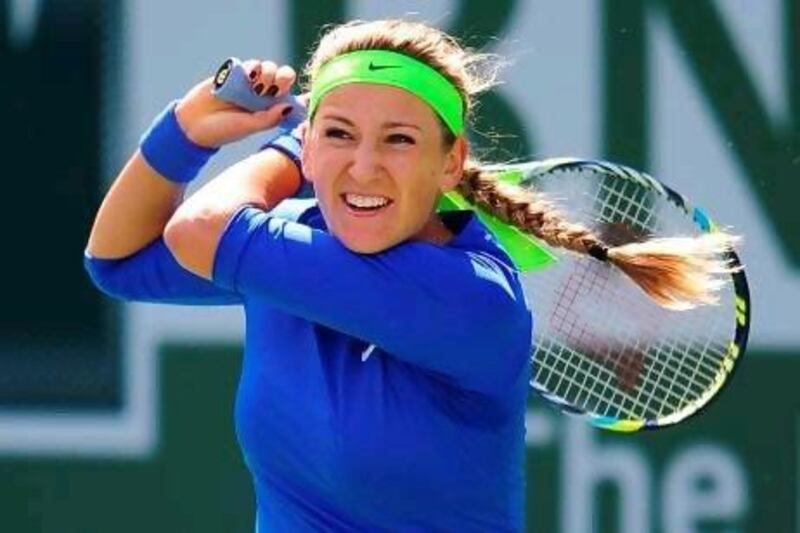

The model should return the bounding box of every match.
[533,266,733,420]
[535,265,681,419]
[534,338,659,419]
[524,165,738,424]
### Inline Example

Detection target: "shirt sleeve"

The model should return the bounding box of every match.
[213,206,532,393]
[84,237,241,305]
[84,197,317,306]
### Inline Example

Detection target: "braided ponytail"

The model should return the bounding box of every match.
[456,161,739,310]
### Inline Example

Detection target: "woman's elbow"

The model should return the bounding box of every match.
[163,215,189,261]
[163,211,215,279]
[83,252,129,301]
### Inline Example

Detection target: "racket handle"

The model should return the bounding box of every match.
[211,57,306,125]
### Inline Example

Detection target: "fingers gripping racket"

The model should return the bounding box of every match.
[212,58,750,432]
[212,57,306,123]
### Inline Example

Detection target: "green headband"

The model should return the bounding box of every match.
[308,50,554,272]
[308,50,465,135]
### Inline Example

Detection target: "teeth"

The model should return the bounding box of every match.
[344,194,390,208]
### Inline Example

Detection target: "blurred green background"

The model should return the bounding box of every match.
[1,1,796,531]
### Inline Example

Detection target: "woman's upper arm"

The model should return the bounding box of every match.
[85,237,241,305]
[84,199,316,306]
[213,206,532,392]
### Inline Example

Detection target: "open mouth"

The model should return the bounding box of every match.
[340,193,394,214]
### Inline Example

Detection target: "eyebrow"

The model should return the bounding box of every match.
[320,113,422,131]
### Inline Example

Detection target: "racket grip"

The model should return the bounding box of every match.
[211,57,306,125]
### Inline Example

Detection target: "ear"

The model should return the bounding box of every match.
[440,136,468,192]
[299,121,315,184]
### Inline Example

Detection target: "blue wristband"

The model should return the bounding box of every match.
[139,100,219,183]
[258,130,302,171]
[258,129,314,198]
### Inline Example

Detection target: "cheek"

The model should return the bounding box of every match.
[401,160,445,200]
[413,174,442,204]
[302,134,337,180]
[304,150,337,190]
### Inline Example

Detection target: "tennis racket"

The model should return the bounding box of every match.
[475,160,750,432]
[212,58,751,433]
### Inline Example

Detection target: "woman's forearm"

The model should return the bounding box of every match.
[86,151,185,259]
[87,60,298,263]
[164,147,301,279]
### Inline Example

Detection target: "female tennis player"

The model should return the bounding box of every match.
[85,19,733,531]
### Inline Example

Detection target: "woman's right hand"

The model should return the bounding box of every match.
[175,59,297,148]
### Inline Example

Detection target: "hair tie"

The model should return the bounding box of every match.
[587,243,610,262]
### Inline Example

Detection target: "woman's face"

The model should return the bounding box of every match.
[302,83,466,253]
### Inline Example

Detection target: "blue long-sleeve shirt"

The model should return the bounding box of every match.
[85,159,533,533]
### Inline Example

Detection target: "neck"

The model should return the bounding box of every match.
[415,215,453,246]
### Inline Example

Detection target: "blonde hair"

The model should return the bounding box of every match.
[306,19,739,310]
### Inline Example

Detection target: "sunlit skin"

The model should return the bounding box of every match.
[301,84,467,253]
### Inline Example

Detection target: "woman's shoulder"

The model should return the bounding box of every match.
[267,198,322,225]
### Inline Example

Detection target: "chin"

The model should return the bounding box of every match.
[338,238,391,255]
[334,230,405,255]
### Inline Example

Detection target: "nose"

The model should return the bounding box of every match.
[348,141,382,184]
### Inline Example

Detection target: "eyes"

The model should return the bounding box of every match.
[322,127,351,141]
[386,133,416,145]
[322,127,417,146]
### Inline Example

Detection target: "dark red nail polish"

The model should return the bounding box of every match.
[249,69,258,80]
[266,85,279,97]
[281,106,293,117]
[253,83,265,95]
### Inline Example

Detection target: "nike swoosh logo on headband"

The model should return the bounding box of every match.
[368,62,400,71]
